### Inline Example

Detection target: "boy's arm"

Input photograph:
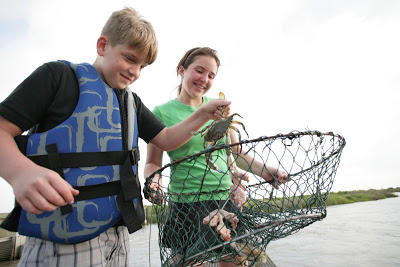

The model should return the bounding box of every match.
[0,116,79,214]
[149,99,230,151]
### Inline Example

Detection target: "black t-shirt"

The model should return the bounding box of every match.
[0,61,165,142]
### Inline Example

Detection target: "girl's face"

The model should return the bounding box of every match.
[179,55,218,99]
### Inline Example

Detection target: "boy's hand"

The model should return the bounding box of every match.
[149,99,231,152]
[11,165,79,214]
[0,117,78,214]
[199,99,231,120]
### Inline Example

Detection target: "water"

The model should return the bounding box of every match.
[268,194,400,267]
[130,223,161,266]
[130,196,400,267]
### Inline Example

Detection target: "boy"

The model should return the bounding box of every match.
[0,7,229,266]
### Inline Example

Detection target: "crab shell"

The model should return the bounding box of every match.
[203,113,241,143]
[230,242,268,265]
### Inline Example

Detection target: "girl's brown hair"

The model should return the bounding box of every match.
[177,47,220,94]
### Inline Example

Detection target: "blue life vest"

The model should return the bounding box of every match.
[15,61,144,244]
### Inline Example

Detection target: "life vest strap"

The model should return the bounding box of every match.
[74,181,121,201]
[34,143,141,221]
[116,195,144,234]
[27,149,139,168]
[69,180,145,234]
[45,144,73,215]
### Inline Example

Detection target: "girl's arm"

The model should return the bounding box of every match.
[229,130,289,189]
[144,143,163,184]
[143,143,165,204]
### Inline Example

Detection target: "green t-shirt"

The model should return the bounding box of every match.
[153,97,232,202]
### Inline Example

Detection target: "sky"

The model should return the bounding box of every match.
[0,0,399,212]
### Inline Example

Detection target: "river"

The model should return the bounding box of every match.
[130,194,400,266]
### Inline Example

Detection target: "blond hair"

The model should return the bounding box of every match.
[101,7,158,65]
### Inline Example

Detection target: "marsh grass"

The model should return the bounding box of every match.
[326,187,400,206]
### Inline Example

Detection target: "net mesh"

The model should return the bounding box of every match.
[144,130,346,266]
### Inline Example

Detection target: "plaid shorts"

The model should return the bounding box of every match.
[18,226,130,267]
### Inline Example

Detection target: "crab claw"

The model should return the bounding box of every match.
[205,145,224,173]
[202,209,239,241]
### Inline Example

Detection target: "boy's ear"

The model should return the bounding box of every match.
[96,36,108,56]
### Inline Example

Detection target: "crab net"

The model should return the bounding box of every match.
[144,130,346,266]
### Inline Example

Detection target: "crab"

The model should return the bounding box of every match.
[202,209,239,241]
[193,92,248,173]
[230,242,269,267]
[202,209,267,266]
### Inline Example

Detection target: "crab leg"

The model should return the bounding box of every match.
[226,132,239,174]
[205,144,224,173]
[229,125,242,140]
[228,125,244,153]
[218,92,228,115]
[231,121,249,137]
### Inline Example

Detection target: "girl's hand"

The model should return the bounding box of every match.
[266,169,289,189]
[229,169,249,208]
[230,184,247,208]
[230,168,250,187]
[144,175,164,204]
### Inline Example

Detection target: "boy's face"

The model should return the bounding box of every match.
[97,37,147,89]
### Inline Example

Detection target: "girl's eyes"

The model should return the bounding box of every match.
[195,69,215,79]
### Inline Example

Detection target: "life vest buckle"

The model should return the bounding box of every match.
[130,147,140,165]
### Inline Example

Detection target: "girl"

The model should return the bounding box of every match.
[144,47,288,266]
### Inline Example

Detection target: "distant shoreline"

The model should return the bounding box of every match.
[326,187,400,206]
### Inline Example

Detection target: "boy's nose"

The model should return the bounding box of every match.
[129,65,141,79]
